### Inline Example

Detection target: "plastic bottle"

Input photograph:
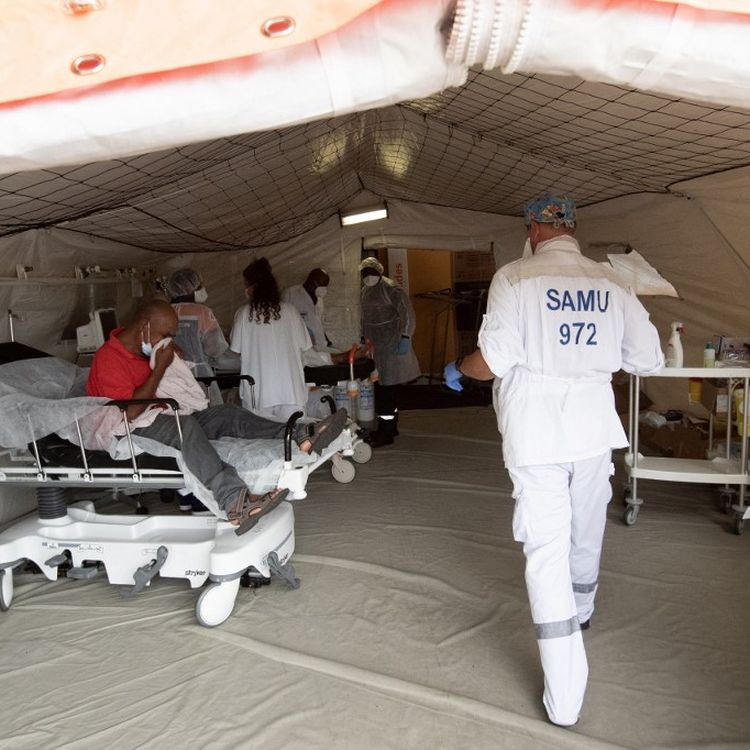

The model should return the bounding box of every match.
[665,322,684,368]
[688,378,702,403]
[334,381,350,413]
[358,379,376,428]
[346,378,360,421]
[703,342,716,368]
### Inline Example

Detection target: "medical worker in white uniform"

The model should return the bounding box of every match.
[444,195,663,726]
[230,257,312,420]
[282,268,330,351]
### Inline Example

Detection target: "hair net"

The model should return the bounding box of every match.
[358,257,384,274]
[166,268,202,299]
[523,195,577,228]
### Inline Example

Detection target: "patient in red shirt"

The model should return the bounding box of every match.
[87,300,347,534]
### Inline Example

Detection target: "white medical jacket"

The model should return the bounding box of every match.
[478,236,663,468]
[281,284,327,350]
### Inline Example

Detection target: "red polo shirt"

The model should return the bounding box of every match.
[86,327,152,400]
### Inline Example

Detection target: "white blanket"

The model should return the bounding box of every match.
[150,338,209,415]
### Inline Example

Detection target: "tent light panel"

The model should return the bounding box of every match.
[339,203,388,226]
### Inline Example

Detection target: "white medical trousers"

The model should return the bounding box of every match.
[508,451,613,726]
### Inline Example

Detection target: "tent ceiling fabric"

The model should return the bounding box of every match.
[1,69,750,253]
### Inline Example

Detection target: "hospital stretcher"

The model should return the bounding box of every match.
[198,371,372,493]
[303,356,375,482]
[0,344,317,627]
[212,356,375,485]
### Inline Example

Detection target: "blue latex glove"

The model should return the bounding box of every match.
[397,335,410,355]
[443,361,464,392]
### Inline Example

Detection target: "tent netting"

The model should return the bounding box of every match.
[2,68,750,254]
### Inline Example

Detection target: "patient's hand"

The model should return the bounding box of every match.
[154,341,176,371]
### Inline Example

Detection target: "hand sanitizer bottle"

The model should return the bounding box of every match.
[703,342,715,368]
[665,322,684,368]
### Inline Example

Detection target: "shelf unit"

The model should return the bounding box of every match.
[624,367,750,534]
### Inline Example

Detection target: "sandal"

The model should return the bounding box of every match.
[309,408,348,454]
[227,487,289,536]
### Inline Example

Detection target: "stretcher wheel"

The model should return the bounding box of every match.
[195,579,239,628]
[351,441,373,464]
[0,568,13,611]
[331,458,356,484]
[733,515,745,536]
[623,504,639,526]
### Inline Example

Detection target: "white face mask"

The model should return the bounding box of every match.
[194,287,208,303]
[140,321,153,357]
[315,285,328,299]
[522,238,533,259]
[363,275,380,287]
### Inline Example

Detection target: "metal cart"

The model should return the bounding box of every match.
[624,367,750,534]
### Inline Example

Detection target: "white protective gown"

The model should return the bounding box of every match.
[229,302,312,419]
[172,302,229,378]
[281,284,327,351]
[478,235,663,726]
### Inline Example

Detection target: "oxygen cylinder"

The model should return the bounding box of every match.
[358,379,376,428]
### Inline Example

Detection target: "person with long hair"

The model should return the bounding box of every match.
[230,257,312,420]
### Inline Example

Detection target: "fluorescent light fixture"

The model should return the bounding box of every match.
[339,202,388,227]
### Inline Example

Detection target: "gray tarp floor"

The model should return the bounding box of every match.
[1,407,748,750]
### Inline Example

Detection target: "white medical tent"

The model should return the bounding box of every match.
[0,1,749,748]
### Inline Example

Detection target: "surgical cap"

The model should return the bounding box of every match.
[523,195,576,228]
[358,257,384,274]
[166,268,202,299]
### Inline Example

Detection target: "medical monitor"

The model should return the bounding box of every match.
[76,308,118,353]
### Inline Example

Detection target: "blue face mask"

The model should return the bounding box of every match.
[141,322,153,357]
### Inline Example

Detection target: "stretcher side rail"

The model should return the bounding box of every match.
[196,373,256,409]
[1,397,185,488]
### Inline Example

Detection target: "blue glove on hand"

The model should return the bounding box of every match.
[443,361,464,392]
[397,335,410,355]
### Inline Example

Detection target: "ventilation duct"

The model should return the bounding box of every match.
[446,0,750,110]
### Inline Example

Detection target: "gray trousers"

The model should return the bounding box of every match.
[134,405,292,511]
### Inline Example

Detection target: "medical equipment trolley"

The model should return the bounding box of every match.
[624,367,750,534]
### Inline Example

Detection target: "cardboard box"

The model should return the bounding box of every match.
[700,380,729,415]
[648,422,709,460]
[452,251,495,283]
[612,374,653,416]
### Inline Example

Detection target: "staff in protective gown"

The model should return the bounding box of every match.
[166,268,230,379]
[444,195,663,727]
[359,257,420,447]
